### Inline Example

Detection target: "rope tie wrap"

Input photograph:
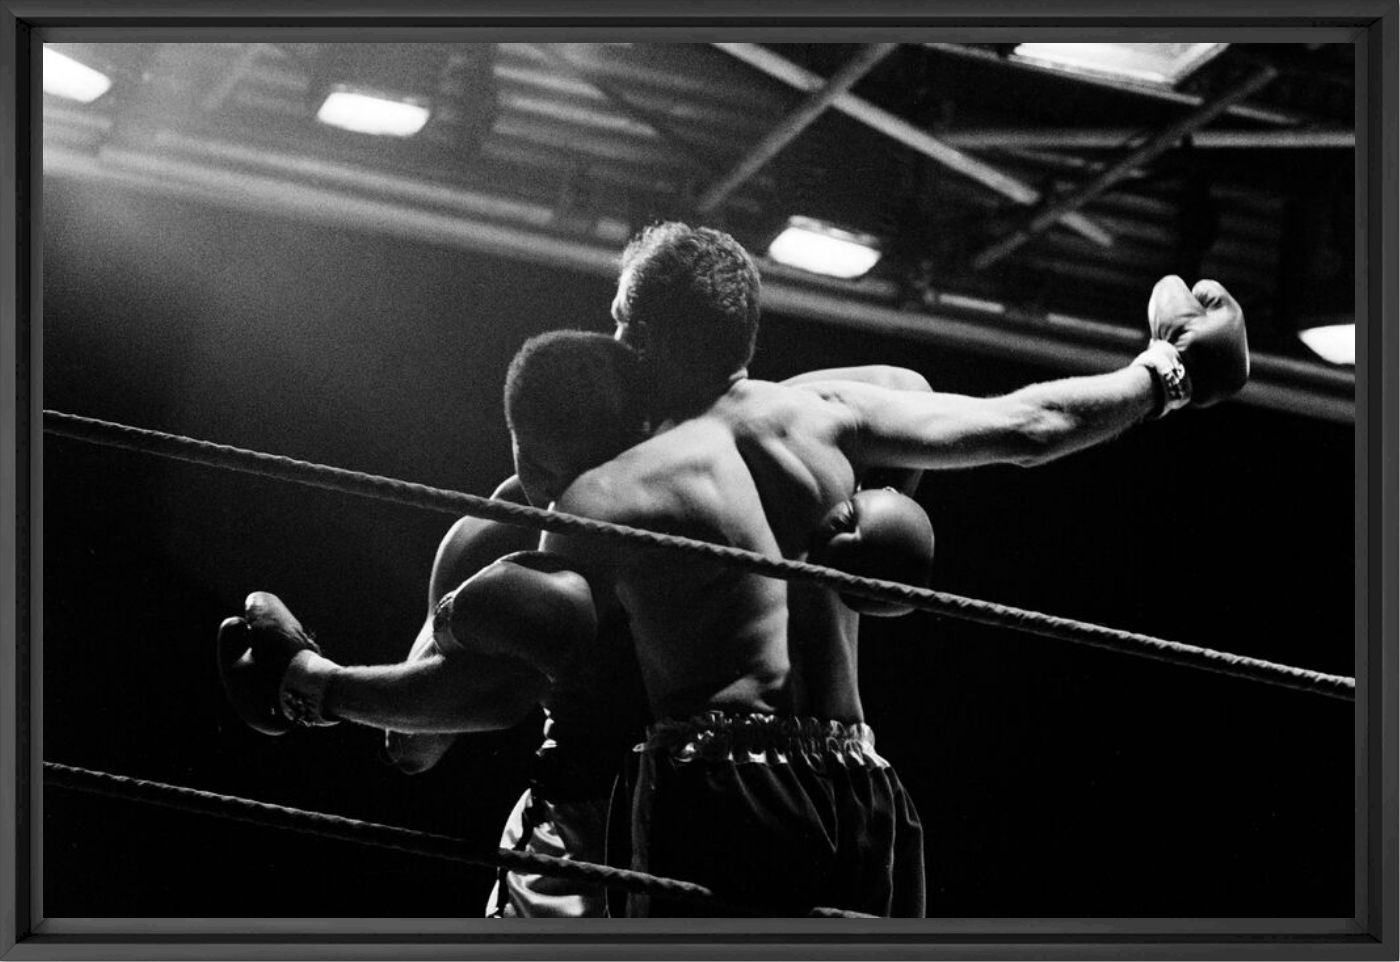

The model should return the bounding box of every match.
[42,409,1355,700]
[44,762,872,918]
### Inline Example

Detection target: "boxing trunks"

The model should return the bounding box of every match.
[487,608,648,918]
[486,790,612,917]
[625,710,926,918]
[486,714,638,917]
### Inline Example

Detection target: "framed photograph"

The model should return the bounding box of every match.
[4,2,1395,958]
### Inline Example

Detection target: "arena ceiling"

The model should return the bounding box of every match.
[41,41,1359,422]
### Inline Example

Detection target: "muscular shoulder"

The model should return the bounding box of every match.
[783,365,932,394]
[554,448,672,526]
[553,465,623,521]
[540,459,664,589]
[726,378,862,443]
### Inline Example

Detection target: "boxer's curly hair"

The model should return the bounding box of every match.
[504,330,645,457]
[614,222,761,384]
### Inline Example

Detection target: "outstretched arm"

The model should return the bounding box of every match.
[217,577,550,749]
[829,365,1158,471]
[212,478,559,773]
[831,276,1247,472]
[325,648,548,735]
[297,540,592,743]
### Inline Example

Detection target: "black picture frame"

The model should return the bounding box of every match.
[2,2,1395,958]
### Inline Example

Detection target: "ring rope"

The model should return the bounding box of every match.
[43,410,1355,701]
[44,761,872,919]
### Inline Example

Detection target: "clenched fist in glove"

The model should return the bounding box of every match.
[1135,275,1249,417]
[217,592,340,735]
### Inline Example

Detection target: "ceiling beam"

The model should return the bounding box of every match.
[199,43,267,113]
[696,42,897,214]
[924,43,1313,128]
[41,134,1353,424]
[972,65,1280,271]
[524,43,720,176]
[713,42,1115,249]
[936,127,1354,150]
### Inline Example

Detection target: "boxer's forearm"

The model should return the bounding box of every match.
[844,365,1158,471]
[996,364,1159,466]
[322,652,546,733]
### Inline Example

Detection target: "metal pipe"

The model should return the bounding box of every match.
[525,44,718,175]
[713,42,1114,248]
[972,65,1280,271]
[924,42,1308,128]
[937,127,1354,150]
[42,139,1352,423]
[696,43,898,214]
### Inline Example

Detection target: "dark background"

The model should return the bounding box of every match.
[41,179,1354,918]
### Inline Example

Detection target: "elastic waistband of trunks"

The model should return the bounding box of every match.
[641,710,888,767]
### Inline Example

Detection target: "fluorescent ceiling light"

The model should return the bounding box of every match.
[767,218,882,280]
[1012,43,1228,87]
[1297,323,1355,366]
[43,47,112,103]
[316,88,431,137]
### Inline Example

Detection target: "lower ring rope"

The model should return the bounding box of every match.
[43,410,1355,701]
[44,762,870,918]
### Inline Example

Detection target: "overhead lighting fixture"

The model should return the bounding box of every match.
[315,87,431,137]
[1297,323,1355,366]
[309,44,479,140]
[43,46,112,103]
[767,217,882,280]
[1011,43,1228,87]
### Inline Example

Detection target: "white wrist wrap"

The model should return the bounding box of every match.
[1133,339,1191,418]
[279,650,340,727]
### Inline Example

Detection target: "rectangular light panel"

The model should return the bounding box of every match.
[1297,323,1355,366]
[316,88,431,137]
[1012,43,1228,87]
[43,47,113,103]
[767,218,882,280]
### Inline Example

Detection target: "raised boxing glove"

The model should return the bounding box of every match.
[1136,274,1249,416]
[433,550,598,681]
[810,488,935,618]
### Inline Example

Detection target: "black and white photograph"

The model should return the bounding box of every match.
[7,15,1395,958]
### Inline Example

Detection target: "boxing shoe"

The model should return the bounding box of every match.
[217,591,340,735]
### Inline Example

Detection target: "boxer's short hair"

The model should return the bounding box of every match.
[615,222,761,380]
[505,330,644,454]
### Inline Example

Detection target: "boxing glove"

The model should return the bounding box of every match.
[217,591,339,735]
[810,488,935,617]
[433,551,598,681]
[1137,275,1249,415]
